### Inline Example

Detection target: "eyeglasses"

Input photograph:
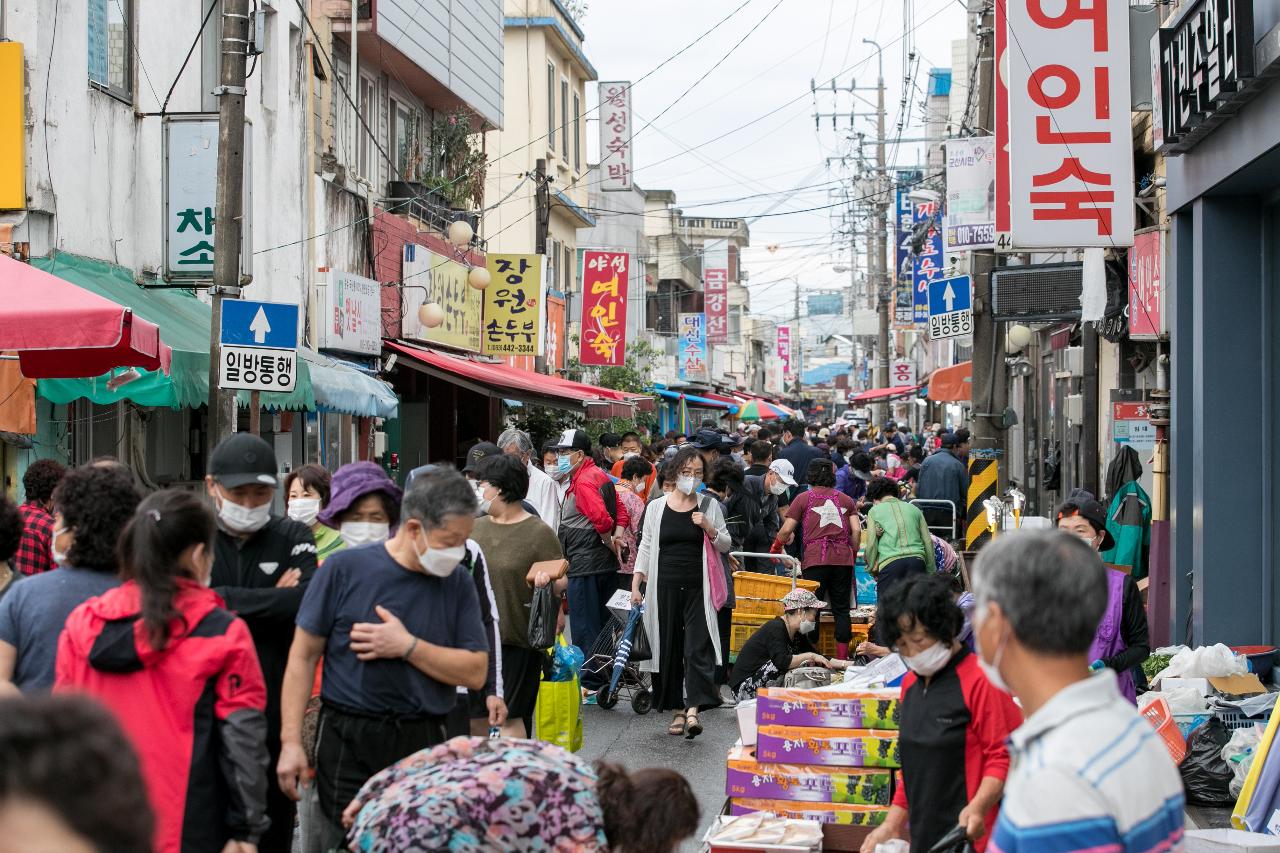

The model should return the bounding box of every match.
[678,468,702,477]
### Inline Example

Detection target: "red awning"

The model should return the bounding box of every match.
[927,361,972,402]
[0,254,172,378]
[848,385,922,403]
[386,341,642,416]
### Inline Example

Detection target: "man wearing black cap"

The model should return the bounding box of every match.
[597,432,625,469]
[551,428,629,661]
[915,431,969,539]
[206,433,317,851]
[691,428,724,471]
[776,419,825,493]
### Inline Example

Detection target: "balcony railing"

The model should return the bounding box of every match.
[384,180,486,251]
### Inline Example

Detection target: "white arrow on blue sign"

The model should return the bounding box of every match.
[220,299,299,350]
[927,275,973,341]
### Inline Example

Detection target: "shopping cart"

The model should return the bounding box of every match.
[911,498,960,543]
[583,596,653,714]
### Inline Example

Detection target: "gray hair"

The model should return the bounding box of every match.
[971,529,1107,657]
[401,465,477,530]
[496,428,534,456]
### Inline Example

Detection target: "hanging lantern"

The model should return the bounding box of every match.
[467,266,492,290]
[418,302,445,328]
[447,219,474,247]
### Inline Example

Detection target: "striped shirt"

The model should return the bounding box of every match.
[990,670,1185,853]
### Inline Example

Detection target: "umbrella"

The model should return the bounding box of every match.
[678,393,690,434]
[738,399,786,421]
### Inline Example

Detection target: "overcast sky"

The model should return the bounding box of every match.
[578,0,967,319]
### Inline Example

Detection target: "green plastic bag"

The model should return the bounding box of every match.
[534,637,584,752]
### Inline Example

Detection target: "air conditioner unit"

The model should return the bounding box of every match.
[1063,346,1084,378]
[1065,394,1084,423]
[991,262,1083,322]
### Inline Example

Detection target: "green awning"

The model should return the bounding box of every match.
[32,252,314,410]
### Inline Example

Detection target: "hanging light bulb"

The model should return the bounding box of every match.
[418,302,445,328]
[447,219,474,247]
[467,266,491,290]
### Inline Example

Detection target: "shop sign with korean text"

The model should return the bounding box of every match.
[318,270,381,355]
[545,294,566,372]
[400,244,483,353]
[995,0,1012,247]
[1005,0,1135,248]
[1113,401,1156,451]
[891,360,917,388]
[777,325,792,376]
[678,313,708,383]
[579,250,629,366]
[599,82,633,191]
[163,114,252,279]
[1128,229,1162,338]
[894,175,919,325]
[944,137,995,250]
[703,239,729,344]
[218,299,298,393]
[482,254,543,357]
[912,198,942,323]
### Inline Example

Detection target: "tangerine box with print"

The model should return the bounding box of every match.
[725,745,891,805]
[755,726,900,768]
[756,688,899,731]
[728,799,889,826]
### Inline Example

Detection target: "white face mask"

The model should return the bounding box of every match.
[217,495,271,534]
[339,521,390,547]
[414,534,467,577]
[798,618,816,634]
[545,463,569,482]
[903,641,952,677]
[50,527,70,567]
[974,604,1012,694]
[676,475,701,495]
[769,480,789,496]
[287,497,321,527]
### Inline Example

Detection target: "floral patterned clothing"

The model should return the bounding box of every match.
[348,736,609,852]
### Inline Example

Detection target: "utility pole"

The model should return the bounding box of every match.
[206,0,251,454]
[864,39,891,425]
[533,159,550,374]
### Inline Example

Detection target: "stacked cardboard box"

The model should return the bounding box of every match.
[725,686,901,825]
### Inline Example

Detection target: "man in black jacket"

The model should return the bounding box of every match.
[207,433,317,851]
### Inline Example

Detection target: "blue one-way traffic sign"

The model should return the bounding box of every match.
[927,275,972,341]
[220,299,299,349]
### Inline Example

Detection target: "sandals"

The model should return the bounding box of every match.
[685,710,703,740]
[668,713,687,735]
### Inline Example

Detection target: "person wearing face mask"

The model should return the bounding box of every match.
[0,465,140,695]
[318,462,402,549]
[614,456,651,580]
[631,446,731,739]
[206,433,317,852]
[498,428,563,527]
[278,466,489,850]
[286,463,343,562]
[470,454,565,737]
[56,490,270,853]
[742,459,796,574]
[969,531,1184,853]
[1054,497,1150,703]
[727,588,846,702]
[859,574,1021,853]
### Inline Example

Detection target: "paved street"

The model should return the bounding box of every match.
[578,701,739,849]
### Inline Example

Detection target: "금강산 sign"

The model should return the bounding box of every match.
[703,239,729,344]
[1005,0,1135,248]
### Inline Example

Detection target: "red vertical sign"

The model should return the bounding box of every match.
[545,294,566,371]
[579,250,629,367]
[1128,231,1161,338]
[703,239,729,344]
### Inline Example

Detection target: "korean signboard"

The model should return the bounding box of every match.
[890,360,917,388]
[703,239,729,343]
[218,300,298,394]
[545,294,566,372]
[1005,0,1135,248]
[776,325,792,377]
[894,174,920,325]
[482,254,543,357]
[400,244,483,353]
[1113,402,1156,451]
[912,198,942,323]
[678,313,708,383]
[163,115,252,279]
[1155,0,1254,152]
[579,250,629,366]
[1128,230,1162,339]
[599,82,633,192]
[943,137,995,250]
[995,0,1011,246]
[318,271,381,356]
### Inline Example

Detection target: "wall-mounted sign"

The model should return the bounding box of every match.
[777,325,792,376]
[1156,0,1255,152]
[1128,230,1162,339]
[678,312,708,382]
[579,250,629,366]
[890,360,917,388]
[318,271,381,355]
[163,115,253,280]
[482,254,543,357]
[598,82,633,191]
[703,239,729,343]
[400,244,483,352]
[912,198,942,323]
[943,137,995,250]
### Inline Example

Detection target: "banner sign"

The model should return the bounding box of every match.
[579,250,629,366]
[163,115,252,279]
[1128,230,1162,338]
[703,239,729,343]
[1006,0,1135,248]
[401,244,483,352]
[912,198,943,324]
[944,137,995,250]
[318,271,381,355]
[678,313,708,382]
[598,82,633,191]
[995,0,1011,248]
[891,360,917,388]
[482,253,543,357]
[777,325,792,376]
[1113,402,1156,451]
[894,176,917,325]
[545,294,566,372]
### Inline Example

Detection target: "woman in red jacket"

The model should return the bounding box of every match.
[56,490,269,853]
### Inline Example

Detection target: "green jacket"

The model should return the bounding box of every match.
[1101,480,1151,580]
[314,524,345,563]
[863,497,936,574]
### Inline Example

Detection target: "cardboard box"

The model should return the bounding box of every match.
[755,726,900,768]
[756,688,900,730]
[1184,829,1280,853]
[737,699,758,746]
[703,814,824,852]
[725,745,892,804]
[729,799,888,826]
[1157,677,1212,696]
[1208,674,1268,696]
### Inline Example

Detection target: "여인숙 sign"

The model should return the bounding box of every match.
[579,250,629,366]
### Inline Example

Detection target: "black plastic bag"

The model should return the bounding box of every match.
[629,613,652,662]
[927,825,976,853]
[1181,716,1235,806]
[528,584,558,650]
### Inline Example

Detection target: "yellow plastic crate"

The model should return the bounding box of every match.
[730,611,870,659]
[733,571,819,602]
[734,597,786,617]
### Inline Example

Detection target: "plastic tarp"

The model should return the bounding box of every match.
[302,349,398,418]
[927,361,973,402]
[654,386,739,413]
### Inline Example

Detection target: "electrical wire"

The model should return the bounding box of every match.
[159,0,220,115]
[114,0,162,109]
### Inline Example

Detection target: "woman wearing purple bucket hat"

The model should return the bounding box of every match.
[318,462,404,548]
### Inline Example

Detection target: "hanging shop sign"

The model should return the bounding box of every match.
[400,244,483,353]
[995,0,1012,248]
[894,174,919,325]
[318,270,381,356]
[912,198,942,323]
[579,250,629,366]
[482,253,543,358]
[890,360,917,388]
[943,137,996,250]
[1128,229,1163,338]
[598,82,633,191]
[1113,401,1156,451]
[678,312,708,383]
[545,294,566,372]
[1005,0,1135,248]
[1155,0,1255,153]
[163,114,253,280]
[703,239,730,344]
[777,325,793,377]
